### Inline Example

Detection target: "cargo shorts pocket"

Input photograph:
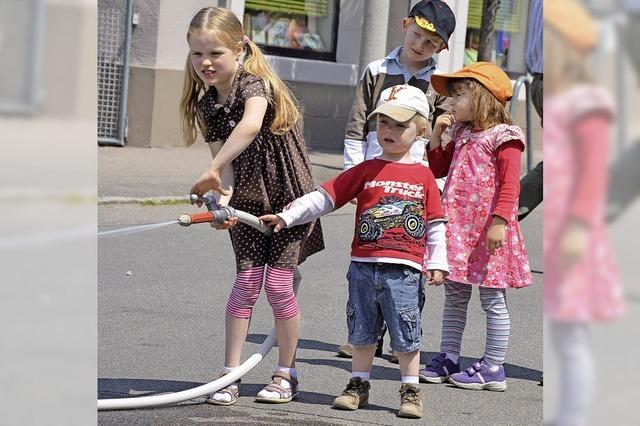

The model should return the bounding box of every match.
[399,307,420,342]
[346,302,356,336]
[403,268,421,285]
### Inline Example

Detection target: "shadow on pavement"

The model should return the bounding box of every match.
[420,351,542,381]
[244,336,542,383]
[98,378,396,414]
[98,378,206,400]
[246,334,340,353]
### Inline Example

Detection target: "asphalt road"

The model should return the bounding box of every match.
[98,202,543,425]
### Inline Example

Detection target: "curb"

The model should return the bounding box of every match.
[98,196,190,206]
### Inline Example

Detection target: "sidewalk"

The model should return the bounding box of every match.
[98,144,344,202]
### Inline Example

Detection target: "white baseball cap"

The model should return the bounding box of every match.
[367,85,430,122]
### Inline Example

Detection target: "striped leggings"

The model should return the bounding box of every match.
[440,281,510,365]
[226,265,299,320]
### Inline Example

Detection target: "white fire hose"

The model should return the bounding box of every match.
[98,194,285,410]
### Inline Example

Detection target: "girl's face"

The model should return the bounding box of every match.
[402,19,445,63]
[189,30,242,90]
[376,114,422,158]
[450,85,474,123]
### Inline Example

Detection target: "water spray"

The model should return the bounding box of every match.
[98,194,281,410]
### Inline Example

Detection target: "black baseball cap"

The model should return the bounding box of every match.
[408,0,456,48]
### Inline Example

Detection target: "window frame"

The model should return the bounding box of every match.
[244,0,341,62]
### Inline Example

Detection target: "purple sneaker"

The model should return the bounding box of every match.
[448,358,507,391]
[419,353,460,384]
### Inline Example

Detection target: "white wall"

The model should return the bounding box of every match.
[433,0,468,73]
[155,0,223,70]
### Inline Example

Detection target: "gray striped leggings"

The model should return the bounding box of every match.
[440,281,510,365]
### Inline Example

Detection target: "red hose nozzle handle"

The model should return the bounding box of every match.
[178,211,215,226]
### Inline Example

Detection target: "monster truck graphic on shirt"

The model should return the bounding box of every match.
[358,196,426,242]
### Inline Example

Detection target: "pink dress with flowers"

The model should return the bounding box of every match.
[434,123,532,289]
[543,85,625,321]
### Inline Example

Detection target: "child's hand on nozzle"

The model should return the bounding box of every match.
[426,269,445,286]
[211,216,238,230]
[259,214,287,233]
[191,167,231,199]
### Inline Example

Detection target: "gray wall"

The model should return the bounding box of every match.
[291,82,355,152]
[129,0,160,67]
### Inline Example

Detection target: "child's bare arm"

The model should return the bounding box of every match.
[191,97,268,197]
[207,141,234,206]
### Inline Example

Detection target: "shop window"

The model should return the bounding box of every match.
[465,0,529,75]
[243,0,339,61]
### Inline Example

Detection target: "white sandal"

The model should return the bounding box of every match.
[254,371,298,403]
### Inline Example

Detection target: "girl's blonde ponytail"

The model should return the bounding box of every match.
[179,55,208,146]
[243,40,300,135]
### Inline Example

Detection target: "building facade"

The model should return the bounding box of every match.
[122,0,536,151]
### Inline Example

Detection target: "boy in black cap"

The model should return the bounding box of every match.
[338,0,456,360]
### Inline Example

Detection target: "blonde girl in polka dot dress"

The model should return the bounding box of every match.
[179,7,324,405]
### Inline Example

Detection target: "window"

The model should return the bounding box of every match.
[243,0,339,61]
[465,0,529,75]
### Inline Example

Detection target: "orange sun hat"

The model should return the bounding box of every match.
[544,0,598,52]
[430,62,513,105]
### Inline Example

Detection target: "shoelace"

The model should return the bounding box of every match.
[400,386,420,404]
[344,379,364,395]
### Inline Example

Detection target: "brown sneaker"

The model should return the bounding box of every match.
[332,377,371,410]
[336,343,353,358]
[397,383,423,418]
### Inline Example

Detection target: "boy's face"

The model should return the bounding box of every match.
[376,114,424,156]
[402,19,446,62]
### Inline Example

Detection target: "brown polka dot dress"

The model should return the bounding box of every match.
[199,67,324,272]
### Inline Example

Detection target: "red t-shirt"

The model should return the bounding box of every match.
[320,159,445,267]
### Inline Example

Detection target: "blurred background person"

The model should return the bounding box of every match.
[287,14,308,49]
[543,1,626,425]
[463,29,479,66]
[518,0,542,222]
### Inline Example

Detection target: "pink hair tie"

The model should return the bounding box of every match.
[242,34,250,44]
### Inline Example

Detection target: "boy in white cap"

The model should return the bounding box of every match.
[260,85,449,419]
[340,0,456,360]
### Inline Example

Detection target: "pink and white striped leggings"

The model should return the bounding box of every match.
[226,265,299,320]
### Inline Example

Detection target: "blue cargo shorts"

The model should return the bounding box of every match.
[345,261,425,353]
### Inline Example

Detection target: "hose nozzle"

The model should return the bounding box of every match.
[177,214,193,226]
[177,211,215,226]
[179,194,272,235]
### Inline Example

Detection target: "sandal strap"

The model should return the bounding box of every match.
[215,385,239,398]
[272,371,298,391]
[263,382,293,398]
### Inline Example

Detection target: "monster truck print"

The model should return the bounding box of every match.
[358,196,426,241]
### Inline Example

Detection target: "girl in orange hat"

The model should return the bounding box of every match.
[419,62,532,391]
